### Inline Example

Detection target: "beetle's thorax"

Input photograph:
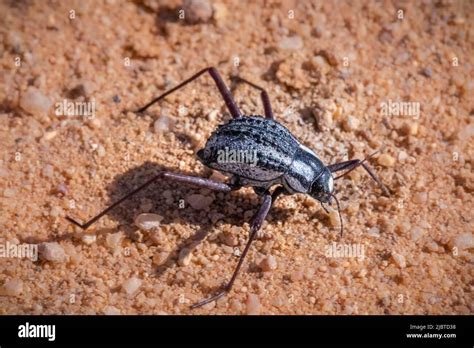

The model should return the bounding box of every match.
[282,144,328,194]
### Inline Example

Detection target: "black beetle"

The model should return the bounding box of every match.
[66,67,389,309]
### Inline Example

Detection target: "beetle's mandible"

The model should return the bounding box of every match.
[66,67,390,309]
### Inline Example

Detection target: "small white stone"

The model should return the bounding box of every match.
[49,205,63,217]
[367,227,380,238]
[97,145,106,157]
[278,35,304,50]
[39,242,68,262]
[343,115,360,131]
[81,234,96,245]
[43,164,54,177]
[246,293,261,315]
[398,151,408,162]
[3,188,15,197]
[20,87,52,115]
[103,305,121,315]
[378,154,396,167]
[43,130,57,141]
[134,213,163,231]
[391,252,406,268]
[183,0,213,23]
[2,279,23,297]
[410,227,424,241]
[449,233,474,253]
[154,116,172,133]
[207,109,219,122]
[122,277,142,295]
[106,231,124,249]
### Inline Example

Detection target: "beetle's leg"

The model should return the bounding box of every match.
[328,158,390,196]
[191,186,285,309]
[231,75,274,119]
[66,172,236,230]
[136,67,241,118]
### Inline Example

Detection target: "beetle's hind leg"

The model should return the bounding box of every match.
[136,67,242,119]
[231,75,274,119]
[66,172,237,230]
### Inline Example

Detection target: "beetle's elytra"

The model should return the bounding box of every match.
[66,67,389,309]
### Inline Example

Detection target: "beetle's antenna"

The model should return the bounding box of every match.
[320,202,330,214]
[330,193,344,238]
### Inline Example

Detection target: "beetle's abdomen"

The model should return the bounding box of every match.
[197,115,300,182]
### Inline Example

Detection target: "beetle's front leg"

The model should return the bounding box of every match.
[328,154,390,196]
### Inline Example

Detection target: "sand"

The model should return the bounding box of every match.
[0,0,472,315]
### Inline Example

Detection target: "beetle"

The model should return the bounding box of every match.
[66,67,390,309]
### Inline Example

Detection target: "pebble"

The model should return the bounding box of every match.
[3,188,15,197]
[154,116,172,133]
[310,55,331,74]
[391,252,406,268]
[398,151,409,162]
[420,67,432,78]
[43,130,58,141]
[103,306,121,315]
[39,242,68,262]
[343,115,360,131]
[221,230,239,247]
[367,227,380,238]
[410,227,424,241]
[106,231,124,249]
[81,234,97,245]
[278,35,304,50]
[400,122,418,136]
[97,145,106,157]
[449,233,474,253]
[377,154,395,167]
[134,213,163,231]
[290,268,305,282]
[207,109,219,122]
[178,247,193,266]
[122,277,142,295]
[259,255,277,272]
[43,164,54,177]
[212,2,228,22]
[19,87,52,115]
[152,251,169,265]
[2,279,23,297]
[50,206,64,218]
[186,194,214,209]
[246,293,261,315]
[183,0,213,24]
[413,192,428,204]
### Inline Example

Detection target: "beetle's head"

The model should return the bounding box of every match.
[310,168,334,203]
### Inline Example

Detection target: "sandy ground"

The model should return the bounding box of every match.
[0,0,473,315]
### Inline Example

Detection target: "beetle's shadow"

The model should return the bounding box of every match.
[99,161,293,277]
